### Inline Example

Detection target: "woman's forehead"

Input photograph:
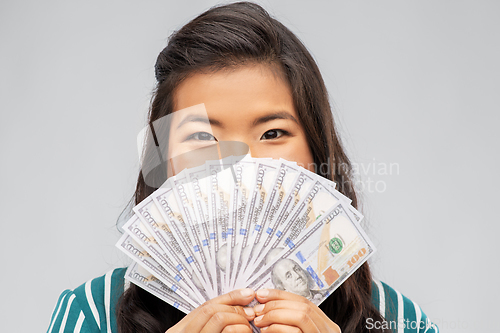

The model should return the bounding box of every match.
[172,64,297,123]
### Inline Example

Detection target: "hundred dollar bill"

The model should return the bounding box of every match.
[226,157,242,292]
[243,160,302,279]
[225,156,242,291]
[116,233,200,308]
[247,202,375,306]
[206,159,236,294]
[234,159,278,287]
[123,214,206,304]
[185,164,216,288]
[125,262,195,314]
[248,179,347,277]
[152,186,214,298]
[228,156,256,289]
[185,164,213,250]
[133,193,209,301]
[238,167,315,286]
[170,172,214,294]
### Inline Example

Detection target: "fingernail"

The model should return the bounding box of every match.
[256,289,269,297]
[240,288,254,297]
[254,304,265,313]
[254,315,263,323]
[243,307,254,316]
[261,327,268,331]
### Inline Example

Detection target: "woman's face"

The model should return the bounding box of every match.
[167,64,314,173]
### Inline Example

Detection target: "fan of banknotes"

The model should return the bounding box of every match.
[116,156,375,315]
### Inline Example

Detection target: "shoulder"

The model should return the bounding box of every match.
[47,267,128,333]
[370,280,439,333]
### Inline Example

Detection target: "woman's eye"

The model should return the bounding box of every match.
[186,132,217,141]
[260,129,288,140]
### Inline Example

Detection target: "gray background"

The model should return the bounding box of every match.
[1,0,498,332]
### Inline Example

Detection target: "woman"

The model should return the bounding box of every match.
[47,2,438,333]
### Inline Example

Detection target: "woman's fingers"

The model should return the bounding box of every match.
[221,324,254,333]
[253,308,318,333]
[168,289,256,333]
[199,312,253,333]
[260,324,302,333]
[255,288,310,304]
[200,304,255,322]
[254,300,326,332]
[253,289,341,333]
[188,303,255,332]
[207,288,256,306]
[255,289,330,322]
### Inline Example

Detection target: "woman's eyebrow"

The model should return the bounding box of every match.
[176,115,223,129]
[252,111,298,127]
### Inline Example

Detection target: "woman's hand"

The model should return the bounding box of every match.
[252,289,341,333]
[166,288,256,333]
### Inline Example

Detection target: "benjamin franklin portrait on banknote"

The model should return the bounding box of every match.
[271,258,325,302]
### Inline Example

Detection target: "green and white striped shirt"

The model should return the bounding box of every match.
[47,268,439,333]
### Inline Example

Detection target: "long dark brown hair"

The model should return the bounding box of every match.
[117,2,388,332]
